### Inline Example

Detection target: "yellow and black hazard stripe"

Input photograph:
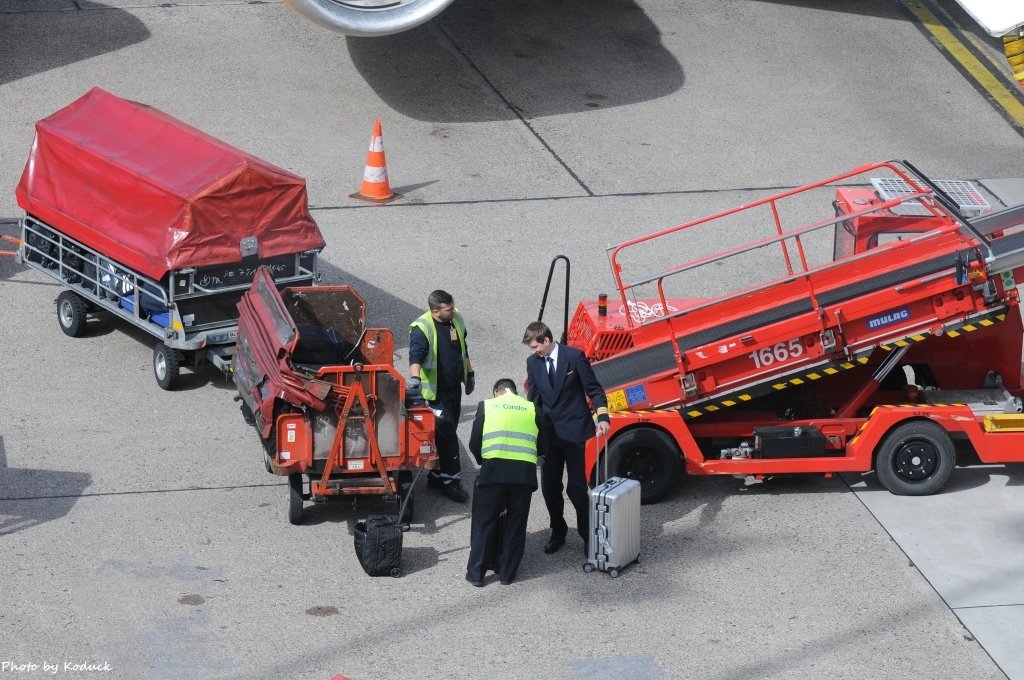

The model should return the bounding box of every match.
[681,306,1009,421]
[878,306,1007,351]
[679,353,874,421]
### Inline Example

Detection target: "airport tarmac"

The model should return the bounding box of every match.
[1,0,1022,678]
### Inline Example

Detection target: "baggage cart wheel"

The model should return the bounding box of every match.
[56,290,89,338]
[153,342,182,391]
[288,474,304,525]
[606,427,681,504]
[390,568,401,578]
[608,568,620,578]
[874,421,955,496]
[582,563,595,573]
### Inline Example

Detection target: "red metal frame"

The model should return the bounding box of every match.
[236,267,436,498]
[573,162,1024,486]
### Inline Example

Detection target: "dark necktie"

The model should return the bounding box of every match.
[546,356,555,386]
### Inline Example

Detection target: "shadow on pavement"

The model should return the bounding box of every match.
[0,436,92,536]
[348,0,684,122]
[0,2,149,86]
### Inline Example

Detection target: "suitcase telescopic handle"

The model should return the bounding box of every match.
[597,430,609,486]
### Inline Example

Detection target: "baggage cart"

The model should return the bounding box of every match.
[14,88,325,389]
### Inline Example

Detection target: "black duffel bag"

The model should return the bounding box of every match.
[353,516,406,578]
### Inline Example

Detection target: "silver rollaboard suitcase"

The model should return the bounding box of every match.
[584,435,640,578]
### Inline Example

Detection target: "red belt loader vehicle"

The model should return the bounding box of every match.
[562,161,1024,502]
[233,267,436,524]
[14,87,325,389]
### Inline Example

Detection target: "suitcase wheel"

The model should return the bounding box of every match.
[608,568,620,578]
[582,562,595,574]
[390,568,401,578]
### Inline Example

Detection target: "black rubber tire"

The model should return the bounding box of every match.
[153,343,182,391]
[288,474,304,525]
[605,427,682,504]
[56,290,89,337]
[875,420,955,496]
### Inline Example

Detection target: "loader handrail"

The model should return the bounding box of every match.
[606,161,956,329]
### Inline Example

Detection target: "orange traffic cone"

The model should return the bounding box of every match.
[350,119,400,204]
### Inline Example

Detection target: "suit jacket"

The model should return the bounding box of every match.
[526,343,609,446]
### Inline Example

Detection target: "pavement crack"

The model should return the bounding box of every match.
[0,482,283,502]
[433,19,595,197]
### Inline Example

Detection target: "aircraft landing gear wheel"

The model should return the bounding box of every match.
[153,342,182,391]
[288,474,304,525]
[583,562,595,573]
[57,290,89,337]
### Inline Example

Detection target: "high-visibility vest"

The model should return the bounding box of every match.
[481,392,539,464]
[409,309,468,401]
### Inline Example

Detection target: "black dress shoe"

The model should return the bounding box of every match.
[543,535,566,554]
[441,482,470,502]
[465,574,484,587]
[499,578,514,586]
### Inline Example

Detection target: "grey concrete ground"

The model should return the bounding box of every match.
[1,0,1022,678]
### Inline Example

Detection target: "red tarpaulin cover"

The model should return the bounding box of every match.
[15,87,325,281]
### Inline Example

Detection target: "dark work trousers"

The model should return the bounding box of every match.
[540,437,589,541]
[467,483,532,583]
[429,390,462,486]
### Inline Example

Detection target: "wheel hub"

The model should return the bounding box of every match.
[59,300,73,326]
[154,354,166,380]
[619,448,655,482]
[894,441,937,481]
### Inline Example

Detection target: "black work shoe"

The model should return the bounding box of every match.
[543,534,566,554]
[441,482,470,503]
[466,574,484,587]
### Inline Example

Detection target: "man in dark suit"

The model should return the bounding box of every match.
[522,321,609,555]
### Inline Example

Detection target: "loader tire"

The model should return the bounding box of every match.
[875,421,955,496]
[153,343,182,391]
[288,474,304,525]
[605,427,681,504]
[57,290,89,338]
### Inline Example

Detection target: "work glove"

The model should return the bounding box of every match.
[465,372,476,395]
[406,376,422,400]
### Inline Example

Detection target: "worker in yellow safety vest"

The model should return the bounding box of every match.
[464,378,541,587]
[407,289,474,502]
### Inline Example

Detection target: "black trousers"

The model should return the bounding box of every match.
[540,437,589,541]
[467,483,532,582]
[428,391,462,484]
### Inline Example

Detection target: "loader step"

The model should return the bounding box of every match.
[983,414,1024,432]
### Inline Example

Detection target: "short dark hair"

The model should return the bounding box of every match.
[521,321,552,345]
[428,290,454,310]
[493,378,517,395]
